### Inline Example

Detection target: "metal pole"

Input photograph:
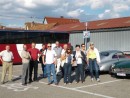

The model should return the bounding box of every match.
[85,22,88,50]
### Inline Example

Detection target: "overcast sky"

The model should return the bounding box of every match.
[0,0,130,27]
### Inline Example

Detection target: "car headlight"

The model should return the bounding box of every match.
[111,64,115,68]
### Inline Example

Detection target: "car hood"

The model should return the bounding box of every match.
[100,58,130,65]
[114,60,130,68]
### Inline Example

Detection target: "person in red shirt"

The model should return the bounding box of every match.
[28,42,41,83]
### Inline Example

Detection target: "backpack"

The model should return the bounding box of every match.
[39,49,47,63]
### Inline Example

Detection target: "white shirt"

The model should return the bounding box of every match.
[75,51,82,64]
[61,49,66,55]
[44,49,57,64]
[65,54,73,63]
[0,50,14,62]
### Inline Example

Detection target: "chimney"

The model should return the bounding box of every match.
[3,26,5,30]
[60,16,64,18]
[31,21,35,27]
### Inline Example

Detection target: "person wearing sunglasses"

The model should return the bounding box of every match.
[81,44,87,74]
[87,42,101,82]
[63,48,73,85]
[43,43,58,85]
[73,45,86,83]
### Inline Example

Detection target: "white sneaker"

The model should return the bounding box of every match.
[91,78,94,82]
[97,78,100,82]
[64,83,67,85]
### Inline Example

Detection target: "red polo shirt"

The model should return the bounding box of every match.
[28,48,41,61]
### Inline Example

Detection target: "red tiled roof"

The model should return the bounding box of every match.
[25,22,57,30]
[88,16,130,30]
[30,23,57,30]
[50,16,130,32]
[50,22,86,32]
[25,22,43,30]
[0,25,5,30]
[44,16,80,25]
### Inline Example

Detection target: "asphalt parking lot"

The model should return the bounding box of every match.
[0,64,130,98]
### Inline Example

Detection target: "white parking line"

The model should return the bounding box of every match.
[0,67,117,98]
[0,71,116,98]
[39,81,115,98]
[73,79,122,89]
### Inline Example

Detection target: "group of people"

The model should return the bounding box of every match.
[0,41,101,86]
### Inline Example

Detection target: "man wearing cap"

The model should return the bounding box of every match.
[87,42,101,82]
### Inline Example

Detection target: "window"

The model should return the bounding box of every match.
[0,31,69,44]
[100,52,109,56]
[112,52,125,59]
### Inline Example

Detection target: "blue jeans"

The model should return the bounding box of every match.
[63,63,72,83]
[41,63,47,77]
[75,64,84,82]
[46,64,57,83]
[89,58,99,79]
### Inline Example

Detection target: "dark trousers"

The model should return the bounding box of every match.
[63,63,72,83]
[89,58,99,79]
[29,60,38,81]
[75,64,84,82]
[41,62,47,77]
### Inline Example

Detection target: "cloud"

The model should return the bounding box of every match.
[90,0,105,9]
[0,0,130,27]
[98,9,120,19]
[7,23,22,27]
[67,9,84,18]
[74,0,110,9]
[113,4,129,12]
[97,0,130,20]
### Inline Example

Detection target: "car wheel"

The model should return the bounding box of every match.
[109,66,115,77]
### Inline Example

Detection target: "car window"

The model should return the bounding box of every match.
[100,52,109,56]
[100,52,109,59]
[112,52,125,59]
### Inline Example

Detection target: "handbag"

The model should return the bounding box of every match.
[72,60,77,66]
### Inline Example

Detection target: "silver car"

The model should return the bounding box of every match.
[99,50,130,72]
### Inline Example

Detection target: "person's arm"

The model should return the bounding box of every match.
[10,52,14,63]
[95,48,101,63]
[86,49,90,65]
[61,50,66,61]
[72,51,76,61]
[0,51,3,62]
[38,49,42,61]
[0,56,3,63]
[42,50,46,65]
[21,51,29,59]
[28,52,31,59]
[54,51,57,64]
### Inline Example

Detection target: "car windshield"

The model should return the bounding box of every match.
[100,52,109,59]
